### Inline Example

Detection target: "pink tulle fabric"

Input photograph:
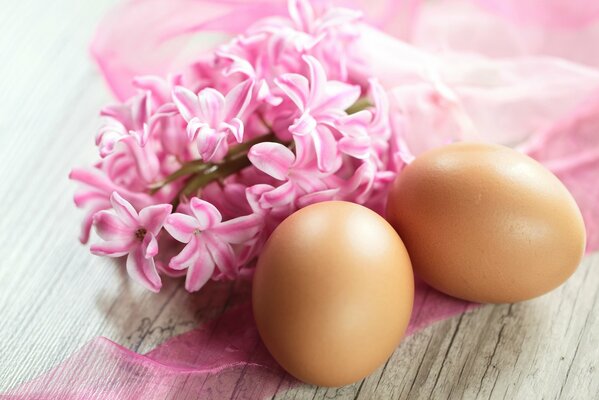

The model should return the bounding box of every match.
[5,0,599,398]
[2,280,473,399]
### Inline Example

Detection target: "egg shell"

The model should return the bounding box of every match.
[252,201,414,387]
[386,142,586,303]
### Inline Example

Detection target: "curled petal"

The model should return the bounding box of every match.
[275,73,309,111]
[204,234,236,278]
[186,245,216,292]
[290,111,317,136]
[304,55,327,106]
[190,198,222,230]
[110,192,139,228]
[91,239,135,257]
[318,81,362,112]
[172,86,200,122]
[297,188,339,208]
[79,203,110,244]
[313,126,339,172]
[139,203,172,236]
[187,117,209,142]
[142,233,159,258]
[213,214,263,244]
[246,184,275,213]
[126,246,161,293]
[169,236,201,270]
[93,210,133,241]
[248,142,295,180]
[164,213,199,243]
[338,136,372,159]
[260,181,296,208]
[224,79,254,120]
[222,118,244,143]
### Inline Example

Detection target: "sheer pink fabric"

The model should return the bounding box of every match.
[4,0,599,398]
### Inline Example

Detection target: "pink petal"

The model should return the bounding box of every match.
[313,126,339,172]
[139,203,173,236]
[110,192,140,228]
[185,244,216,292]
[317,81,362,112]
[260,181,296,208]
[189,198,222,230]
[126,246,162,293]
[222,118,244,143]
[212,214,263,244]
[248,142,294,180]
[289,111,317,136]
[93,210,133,241]
[142,234,159,258]
[297,188,339,208]
[172,86,200,122]
[91,239,135,257]
[274,73,309,111]
[289,0,314,32]
[79,203,110,244]
[169,236,201,270]
[164,213,200,243]
[197,88,225,127]
[246,184,275,213]
[187,117,210,142]
[204,234,237,278]
[303,55,327,107]
[338,136,372,159]
[224,79,254,120]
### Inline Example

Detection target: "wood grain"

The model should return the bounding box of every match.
[0,1,597,399]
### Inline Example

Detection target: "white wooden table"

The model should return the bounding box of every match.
[1,1,598,398]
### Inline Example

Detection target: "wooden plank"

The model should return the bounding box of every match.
[0,0,598,398]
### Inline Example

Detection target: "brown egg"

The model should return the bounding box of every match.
[386,142,586,303]
[253,201,414,387]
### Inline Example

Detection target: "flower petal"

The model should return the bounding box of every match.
[189,198,222,230]
[289,111,317,136]
[204,234,237,278]
[186,244,216,292]
[197,88,225,127]
[222,118,244,143]
[313,126,339,172]
[260,181,296,208]
[275,73,309,111]
[110,192,139,228]
[126,246,162,292]
[224,79,254,120]
[248,142,295,180]
[164,213,199,243]
[142,233,159,258]
[338,136,372,159]
[289,0,314,32]
[304,55,327,107]
[169,236,201,270]
[93,210,133,241]
[91,239,135,257]
[139,203,172,236]
[172,86,200,122]
[317,81,362,112]
[212,213,263,244]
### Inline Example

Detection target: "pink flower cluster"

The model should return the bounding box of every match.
[70,0,411,293]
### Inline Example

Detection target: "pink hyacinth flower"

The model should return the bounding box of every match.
[96,93,151,157]
[164,198,261,292]
[91,192,172,292]
[275,55,360,171]
[248,141,335,208]
[172,79,255,162]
